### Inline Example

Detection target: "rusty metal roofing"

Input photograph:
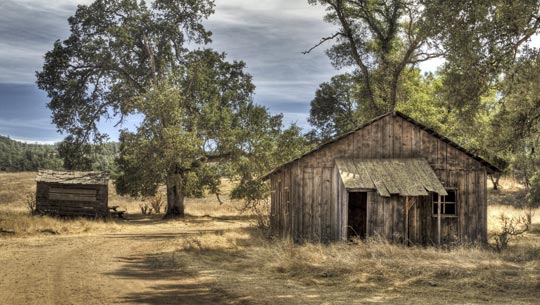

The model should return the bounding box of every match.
[36,170,109,185]
[336,158,448,197]
[261,111,501,180]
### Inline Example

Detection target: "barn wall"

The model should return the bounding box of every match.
[270,114,488,243]
[365,193,405,243]
[36,182,109,217]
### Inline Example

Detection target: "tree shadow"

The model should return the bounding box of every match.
[105,229,235,240]
[111,213,257,226]
[107,247,257,304]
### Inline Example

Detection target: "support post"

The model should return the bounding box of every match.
[405,196,409,245]
[437,194,442,245]
[414,198,417,242]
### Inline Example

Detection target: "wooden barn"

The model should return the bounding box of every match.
[262,112,500,245]
[36,170,109,218]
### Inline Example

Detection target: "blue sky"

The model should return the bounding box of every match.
[0,0,443,143]
[0,0,342,143]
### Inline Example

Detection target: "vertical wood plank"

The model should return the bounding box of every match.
[376,195,384,236]
[302,168,313,241]
[332,166,338,240]
[393,115,402,157]
[297,164,304,242]
[313,167,323,241]
[322,168,332,242]
[482,170,488,242]
[381,116,390,158]
[437,194,441,245]
[396,196,404,243]
[341,184,348,241]
[402,119,412,157]
[412,120,421,156]
[366,192,374,236]
[384,196,394,240]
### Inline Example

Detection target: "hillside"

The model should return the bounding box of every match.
[0,135,119,172]
[0,135,62,171]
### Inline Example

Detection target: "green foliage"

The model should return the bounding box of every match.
[0,135,63,171]
[308,73,363,140]
[36,0,215,144]
[308,0,540,123]
[36,0,312,216]
[490,48,540,207]
[114,50,310,210]
[425,0,540,116]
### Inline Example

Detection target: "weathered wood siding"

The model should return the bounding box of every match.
[36,182,109,217]
[270,114,488,243]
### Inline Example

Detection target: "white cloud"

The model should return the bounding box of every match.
[0,0,340,141]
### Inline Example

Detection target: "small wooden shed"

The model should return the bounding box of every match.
[262,112,500,245]
[36,170,109,217]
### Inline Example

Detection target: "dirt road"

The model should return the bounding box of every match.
[0,218,253,305]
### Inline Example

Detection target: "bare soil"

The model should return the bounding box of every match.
[0,173,539,305]
[0,216,254,305]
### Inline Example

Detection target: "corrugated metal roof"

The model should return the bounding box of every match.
[260,111,501,180]
[336,158,447,197]
[36,170,109,186]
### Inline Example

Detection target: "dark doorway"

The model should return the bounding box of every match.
[348,192,367,239]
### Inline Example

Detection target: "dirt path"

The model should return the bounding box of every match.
[0,218,252,305]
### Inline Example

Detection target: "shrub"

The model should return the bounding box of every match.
[149,193,164,214]
[25,192,37,214]
[139,202,152,215]
[490,213,529,252]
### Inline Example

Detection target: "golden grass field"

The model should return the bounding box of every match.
[0,172,539,305]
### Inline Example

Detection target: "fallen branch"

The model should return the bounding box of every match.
[39,228,59,235]
[0,228,16,234]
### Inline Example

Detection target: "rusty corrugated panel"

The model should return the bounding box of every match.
[335,158,446,197]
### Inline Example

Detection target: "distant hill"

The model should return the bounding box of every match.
[0,135,119,172]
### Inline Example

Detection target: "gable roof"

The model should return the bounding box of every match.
[336,158,448,197]
[36,170,109,186]
[262,111,500,179]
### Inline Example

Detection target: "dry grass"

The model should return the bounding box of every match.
[143,177,539,304]
[0,172,539,304]
[145,224,539,304]
[0,172,248,236]
[0,172,123,236]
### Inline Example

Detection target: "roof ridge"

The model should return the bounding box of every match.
[261,111,500,180]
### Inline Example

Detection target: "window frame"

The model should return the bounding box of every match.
[432,188,458,218]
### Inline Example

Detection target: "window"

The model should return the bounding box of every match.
[432,190,457,216]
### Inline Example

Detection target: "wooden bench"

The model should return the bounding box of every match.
[109,206,126,219]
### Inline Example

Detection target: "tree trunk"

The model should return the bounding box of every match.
[164,174,185,218]
[489,173,501,190]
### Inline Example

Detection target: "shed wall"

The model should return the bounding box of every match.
[36,182,109,217]
[270,114,488,243]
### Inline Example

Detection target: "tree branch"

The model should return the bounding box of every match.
[331,0,379,112]
[302,32,343,55]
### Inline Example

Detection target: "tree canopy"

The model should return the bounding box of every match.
[36,0,215,144]
[307,0,540,116]
[36,0,311,217]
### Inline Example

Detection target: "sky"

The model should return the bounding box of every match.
[0,0,343,143]
[0,0,441,144]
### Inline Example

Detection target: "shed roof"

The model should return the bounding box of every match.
[261,111,501,180]
[336,158,447,197]
[36,170,109,186]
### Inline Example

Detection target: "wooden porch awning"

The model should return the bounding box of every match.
[335,158,447,197]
